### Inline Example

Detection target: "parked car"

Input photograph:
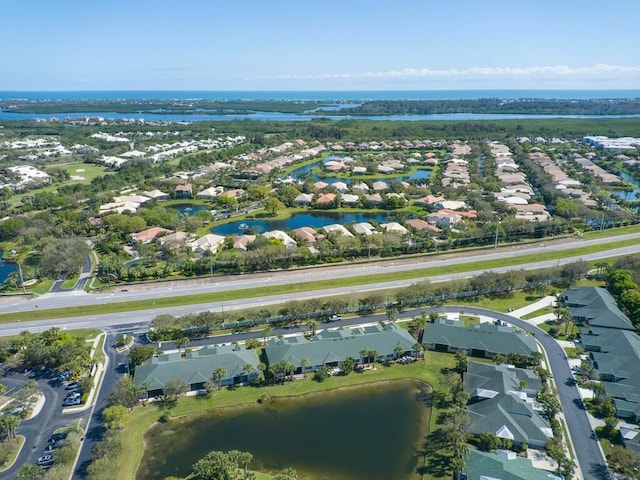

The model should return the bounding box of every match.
[45,442,63,452]
[65,391,81,400]
[65,382,78,391]
[48,432,67,444]
[37,454,54,466]
[57,371,70,382]
[63,397,82,407]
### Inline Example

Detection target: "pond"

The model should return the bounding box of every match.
[0,249,18,284]
[136,380,431,480]
[212,211,389,235]
[611,171,640,201]
[165,204,210,216]
[286,158,431,185]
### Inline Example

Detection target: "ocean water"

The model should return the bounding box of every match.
[1,89,639,101]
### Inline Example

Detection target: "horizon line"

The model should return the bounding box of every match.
[2,88,640,93]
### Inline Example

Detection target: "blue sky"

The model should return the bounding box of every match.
[2,0,639,91]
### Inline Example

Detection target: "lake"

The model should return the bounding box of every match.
[286,157,432,185]
[165,204,210,216]
[611,171,640,201]
[0,249,18,284]
[136,380,431,480]
[212,211,389,235]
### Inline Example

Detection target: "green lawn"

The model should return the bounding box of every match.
[521,306,554,320]
[116,351,455,480]
[0,436,24,473]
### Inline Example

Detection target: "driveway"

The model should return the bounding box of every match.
[429,305,609,480]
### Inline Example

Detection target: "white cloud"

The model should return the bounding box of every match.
[274,64,640,81]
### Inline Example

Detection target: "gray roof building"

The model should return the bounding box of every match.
[134,344,260,395]
[423,319,538,358]
[566,287,640,420]
[563,286,634,331]
[464,362,552,448]
[463,449,562,480]
[264,323,417,372]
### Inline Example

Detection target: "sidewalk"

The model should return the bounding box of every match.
[510,295,556,318]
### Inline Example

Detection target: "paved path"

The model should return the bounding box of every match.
[510,295,556,318]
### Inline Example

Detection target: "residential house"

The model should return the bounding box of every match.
[620,427,640,454]
[323,224,354,238]
[380,222,409,235]
[221,188,245,199]
[316,193,337,207]
[463,449,562,480]
[291,227,320,244]
[130,227,172,244]
[133,344,260,397]
[264,323,417,374]
[352,182,370,192]
[232,234,256,251]
[158,231,190,248]
[364,193,383,204]
[427,211,461,228]
[331,181,348,193]
[196,186,224,198]
[143,189,171,201]
[352,222,378,236]
[189,233,226,255]
[175,183,193,198]
[563,287,634,331]
[341,193,360,206]
[423,319,538,359]
[294,193,314,206]
[465,362,552,448]
[405,218,441,234]
[263,230,297,249]
[371,181,389,192]
[564,287,640,420]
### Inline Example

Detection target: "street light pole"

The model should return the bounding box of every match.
[494,221,501,249]
[17,261,26,294]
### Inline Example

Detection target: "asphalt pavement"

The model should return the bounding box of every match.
[0,370,87,480]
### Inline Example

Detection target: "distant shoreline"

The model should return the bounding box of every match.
[1,89,639,102]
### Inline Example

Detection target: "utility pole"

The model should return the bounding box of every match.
[494,221,501,249]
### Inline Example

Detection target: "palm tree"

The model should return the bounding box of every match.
[368,349,378,366]
[307,319,319,336]
[359,348,369,368]
[263,325,273,345]
[257,362,266,381]
[411,313,428,342]
[394,345,404,360]
[242,363,254,383]
[175,337,189,356]
[300,358,310,374]
[212,367,228,390]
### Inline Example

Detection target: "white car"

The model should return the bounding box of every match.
[37,454,54,466]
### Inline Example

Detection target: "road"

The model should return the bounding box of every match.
[1,232,639,317]
[1,241,639,337]
[73,333,128,480]
[431,306,609,480]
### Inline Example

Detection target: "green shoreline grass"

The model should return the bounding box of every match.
[0,236,636,324]
[119,352,454,480]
